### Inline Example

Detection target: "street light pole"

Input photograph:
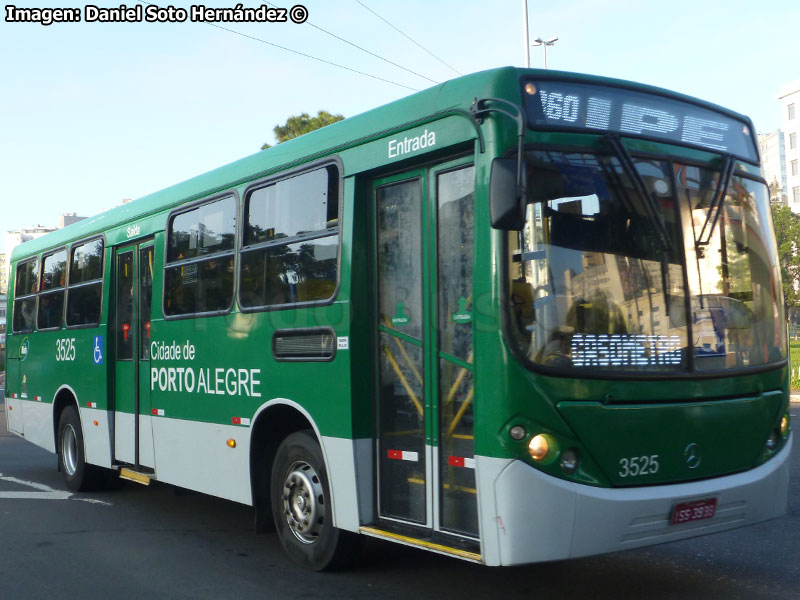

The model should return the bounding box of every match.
[523,0,530,67]
[532,37,558,69]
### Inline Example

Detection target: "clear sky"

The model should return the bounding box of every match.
[1,0,799,251]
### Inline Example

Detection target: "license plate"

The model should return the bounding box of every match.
[671,498,717,525]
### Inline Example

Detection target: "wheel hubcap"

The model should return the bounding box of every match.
[282,460,325,544]
[62,424,78,477]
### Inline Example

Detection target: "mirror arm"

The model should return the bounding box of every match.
[471,97,527,205]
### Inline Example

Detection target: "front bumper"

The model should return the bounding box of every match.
[477,434,792,566]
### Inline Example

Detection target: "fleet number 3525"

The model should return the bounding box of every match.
[56,338,76,362]
[618,454,659,478]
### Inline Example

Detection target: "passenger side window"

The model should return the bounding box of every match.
[67,238,104,327]
[12,258,38,333]
[37,249,67,330]
[164,196,236,316]
[240,165,339,308]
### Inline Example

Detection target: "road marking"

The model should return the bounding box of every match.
[0,491,72,500]
[0,473,112,505]
[74,498,113,506]
[0,475,57,491]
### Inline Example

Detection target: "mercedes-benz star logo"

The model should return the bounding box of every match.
[684,443,702,469]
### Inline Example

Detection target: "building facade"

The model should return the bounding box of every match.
[2,226,57,295]
[759,130,787,204]
[60,213,86,228]
[1,214,86,295]
[779,79,800,212]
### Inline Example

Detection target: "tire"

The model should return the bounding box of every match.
[57,405,104,492]
[270,430,361,571]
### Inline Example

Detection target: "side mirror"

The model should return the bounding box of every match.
[490,158,525,230]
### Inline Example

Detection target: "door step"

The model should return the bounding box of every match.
[359,526,481,563]
[119,468,151,486]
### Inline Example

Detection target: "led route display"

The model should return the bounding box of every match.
[523,79,758,162]
[571,334,682,368]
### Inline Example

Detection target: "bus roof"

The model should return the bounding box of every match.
[10,66,754,262]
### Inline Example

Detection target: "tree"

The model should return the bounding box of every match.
[771,204,800,318]
[261,110,344,150]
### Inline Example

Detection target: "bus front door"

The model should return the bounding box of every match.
[373,161,478,540]
[113,242,155,470]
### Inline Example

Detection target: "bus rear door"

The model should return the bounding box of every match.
[112,242,156,471]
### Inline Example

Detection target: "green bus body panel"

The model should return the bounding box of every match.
[557,391,785,486]
[473,327,788,484]
[12,329,108,407]
[147,307,355,439]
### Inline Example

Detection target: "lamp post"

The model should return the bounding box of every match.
[532,37,558,69]
[522,0,530,67]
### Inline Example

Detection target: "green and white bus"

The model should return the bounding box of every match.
[4,67,792,570]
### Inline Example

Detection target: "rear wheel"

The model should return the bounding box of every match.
[270,430,360,570]
[58,405,111,491]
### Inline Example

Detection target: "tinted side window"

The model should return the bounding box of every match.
[70,238,103,282]
[12,258,38,333]
[15,258,38,297]
[67,239,104,327]
[40,249,67,291]
[240,166,339,308]
[37,250,67,330]
[164,196,236,316]
[167,198,236,262]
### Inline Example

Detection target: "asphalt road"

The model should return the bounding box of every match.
[0,401,798,600]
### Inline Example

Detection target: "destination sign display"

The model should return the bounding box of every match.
[523,79,758,162]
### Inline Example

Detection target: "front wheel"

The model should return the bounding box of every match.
[270,431,360,570]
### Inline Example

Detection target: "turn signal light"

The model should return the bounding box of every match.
[226,439,237,449]
[781,414,790,437]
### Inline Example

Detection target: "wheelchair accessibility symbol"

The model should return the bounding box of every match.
[93,336,104,365]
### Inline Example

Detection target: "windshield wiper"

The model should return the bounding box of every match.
[603,134,672,252]
[695,154,735,249]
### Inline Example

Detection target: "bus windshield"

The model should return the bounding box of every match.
[507,150,786,374]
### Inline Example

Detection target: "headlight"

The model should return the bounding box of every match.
[528,434,559,462]
[528,434,551,461]
[781,413,790,438]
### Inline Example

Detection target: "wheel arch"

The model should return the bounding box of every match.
[249,398,325,533]
[52,384,81,454]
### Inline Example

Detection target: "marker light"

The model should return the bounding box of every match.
[524,82,537,96]
[528,434,550,461]
[226,439,237,449]
[781,414,790,437]
[560,448,579,474]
